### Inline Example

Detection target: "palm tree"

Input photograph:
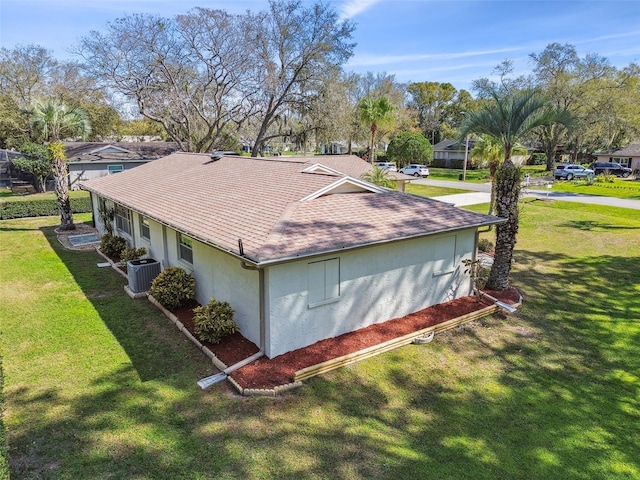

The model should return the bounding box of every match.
[358,97,394,164]
[471,134,528,215]
[361,166,395,188]
[459,88,570,290]
[26,99,91,230]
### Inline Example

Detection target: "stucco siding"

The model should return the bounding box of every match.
[265,230,476,357]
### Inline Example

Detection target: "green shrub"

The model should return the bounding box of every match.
[478,238,494,253]
[100,234,128,259]
[529,153,547,165]
[120,247,147,262]
[0,197,91,220]
[149,267,196,310]
[193,298,237,344]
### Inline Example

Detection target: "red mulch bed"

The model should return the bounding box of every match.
[171,288,521,390]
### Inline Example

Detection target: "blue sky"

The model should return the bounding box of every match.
[1,0,639,92]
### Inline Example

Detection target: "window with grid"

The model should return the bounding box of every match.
[115,206,131,236]
[139,216,150,240]
[178,233,193,264]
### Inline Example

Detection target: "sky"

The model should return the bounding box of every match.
[1,0,639,92]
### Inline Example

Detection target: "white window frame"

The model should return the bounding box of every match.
[308,258,340,308]
[107,164,124,174]
[139,216,150,240]
[177,233,193,264]
[115,205,132,236]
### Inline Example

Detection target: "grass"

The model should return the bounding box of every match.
[428,167,491,182]
[544,178,640,199]
[405,183,471,197]
[2,204,640,479]
[0,189,89,203]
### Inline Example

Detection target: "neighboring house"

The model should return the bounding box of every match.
[65,142,179,189]
[433,138,526,167]
[433,139,475,168]
[594,144,640,171]
[81,153,503,358]
[0,149,24,187]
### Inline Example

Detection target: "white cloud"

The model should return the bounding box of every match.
[347,47,524,67]
[338,0,382,21]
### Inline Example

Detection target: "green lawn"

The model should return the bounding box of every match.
[1,205,639,479]
[405,183,471,197]
[543,178,640,199]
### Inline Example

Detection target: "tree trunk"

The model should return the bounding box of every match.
[369,125,377,164]
[485,159,520,290]
[53,156,75,231]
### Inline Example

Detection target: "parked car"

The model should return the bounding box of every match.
[553,164,595,181]
[399,164,429,177]
[374,162,397,172]
[589,162,632,178]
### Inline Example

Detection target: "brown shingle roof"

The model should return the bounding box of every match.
[81,153,502,264]
[65,142,179,164]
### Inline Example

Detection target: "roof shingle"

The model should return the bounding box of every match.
[81,153,502,264]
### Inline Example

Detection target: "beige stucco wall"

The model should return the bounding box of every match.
[264,230,475,358]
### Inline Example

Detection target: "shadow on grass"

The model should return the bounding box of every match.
[559,220,640,231]
[40,226,212,383]
[7,226,639,479]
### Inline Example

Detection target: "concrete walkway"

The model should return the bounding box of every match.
[418,178,640,210]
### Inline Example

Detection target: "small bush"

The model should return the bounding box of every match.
[100,234,128,259]
[595,172,615,183]
[478,238,494,253]
[149,267,195,310]
[120,247,147,262]
[193,298,237,344]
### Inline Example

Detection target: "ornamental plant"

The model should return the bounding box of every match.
[120,247,147,262]
[193,298,237,344]
[149,267,195,310]
[100,234,127,259]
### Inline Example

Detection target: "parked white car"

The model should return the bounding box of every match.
[399,164,429,177]
[374,162,397,172]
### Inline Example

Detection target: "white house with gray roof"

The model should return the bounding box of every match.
[81,153,503,358]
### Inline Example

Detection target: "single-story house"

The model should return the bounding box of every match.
[65,142,178,188]
[434,138,526,168]
[81,153,503,358]
[594,144,640,171]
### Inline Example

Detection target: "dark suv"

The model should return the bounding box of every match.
[590,162,632,178]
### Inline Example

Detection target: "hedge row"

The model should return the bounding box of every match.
[0,197,92,220]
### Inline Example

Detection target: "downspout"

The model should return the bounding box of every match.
[478,290,518,314]
[197,259,266,389]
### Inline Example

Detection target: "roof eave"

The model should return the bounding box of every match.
[252,217,505,268]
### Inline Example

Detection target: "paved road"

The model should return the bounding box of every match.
[414,178,640,210]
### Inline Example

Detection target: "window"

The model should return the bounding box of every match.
[308,258,340,307]
[115,206,131,236]
[178,233,193,264]
[107,165,124,174]
[140,216,150,240]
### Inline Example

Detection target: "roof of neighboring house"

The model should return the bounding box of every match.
[596,144,640,157]
[433,138,479,152]
[81,153,502,265]
[65,142,179,165]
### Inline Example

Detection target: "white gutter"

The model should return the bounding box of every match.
[197,259,267,389]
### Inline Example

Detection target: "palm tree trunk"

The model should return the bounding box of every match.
[485,159,520,290]
[53,156,75,231]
